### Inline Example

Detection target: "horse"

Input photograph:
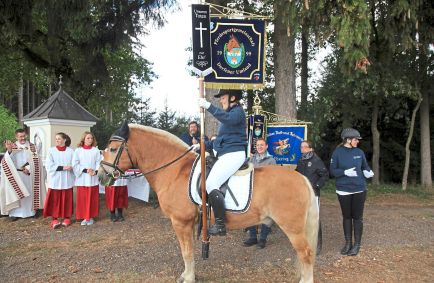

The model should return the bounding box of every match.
[98,124,319,283]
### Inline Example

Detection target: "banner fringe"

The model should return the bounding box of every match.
[204,82,264,90]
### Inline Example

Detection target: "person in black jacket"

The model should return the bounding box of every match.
[296,140,329,254]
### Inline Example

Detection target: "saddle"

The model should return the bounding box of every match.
[196,155,251,201]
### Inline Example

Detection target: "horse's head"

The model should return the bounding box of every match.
[98,122,135,186]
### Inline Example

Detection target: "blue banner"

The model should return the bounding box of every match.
[204,18,266,89]
[266,125,306,166]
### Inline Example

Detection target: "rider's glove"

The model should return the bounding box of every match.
[198,98,211,109]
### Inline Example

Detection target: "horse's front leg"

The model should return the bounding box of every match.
[172,218,196,283]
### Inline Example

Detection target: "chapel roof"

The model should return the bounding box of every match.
[23,86,98,122]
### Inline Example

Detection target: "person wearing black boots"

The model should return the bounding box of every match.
[330,128,374,256]
[197,89,247,236]
[104,176,128,222]
[296,140,329,255]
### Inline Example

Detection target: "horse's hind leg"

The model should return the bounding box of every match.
[279,226,315,283]
[172,219,196,283]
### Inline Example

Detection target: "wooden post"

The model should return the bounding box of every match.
[199,77,209,258]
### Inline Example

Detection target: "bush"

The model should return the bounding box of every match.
[0,105,19,152]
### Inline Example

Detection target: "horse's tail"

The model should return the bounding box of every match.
[303,176,319,265]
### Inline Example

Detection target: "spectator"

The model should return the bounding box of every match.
[180,121,208,146]
[197,89,247,236]
[0,129,46,220]
[296,140,329,254]
[72,131,101,226]
[243,138,276,249]
[43,132,75,228]
[330,128,374,256]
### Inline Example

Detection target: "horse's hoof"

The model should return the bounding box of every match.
[176,276,195,283]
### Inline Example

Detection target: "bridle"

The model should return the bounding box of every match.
[100,138,135,179]
[100,137,195,180]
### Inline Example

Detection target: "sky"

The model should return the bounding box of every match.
[139,1,199,118]
[138,1,330,118]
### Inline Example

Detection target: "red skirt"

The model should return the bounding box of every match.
[43,188,73,218]
[75,185,99,220]
[105,185,128,211]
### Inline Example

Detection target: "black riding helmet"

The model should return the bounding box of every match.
[214,89,242,101]
[341,128,362,140]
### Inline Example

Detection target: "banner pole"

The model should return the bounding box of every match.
[199,76,209,259]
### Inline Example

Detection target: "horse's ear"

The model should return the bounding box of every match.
[110,120,129,142]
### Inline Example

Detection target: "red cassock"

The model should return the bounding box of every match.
[75,185,99,220]
[43,188,73,218]
[104,185,128,211]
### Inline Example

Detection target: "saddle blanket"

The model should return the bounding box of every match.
[188,156,254,213]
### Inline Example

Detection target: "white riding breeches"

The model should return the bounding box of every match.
[206,151,246,194]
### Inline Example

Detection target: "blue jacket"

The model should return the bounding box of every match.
[206,104,247,157]
[179,132,208,146]
[330,146,371,193]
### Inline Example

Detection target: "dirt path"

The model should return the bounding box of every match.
[0,195,433,282]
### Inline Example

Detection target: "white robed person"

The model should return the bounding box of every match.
[0,129,46,219]
[43,132,75,228]
[72,131,101,226]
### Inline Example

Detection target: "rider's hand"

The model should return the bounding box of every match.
[192,143,200,151]
[198,98,211,109]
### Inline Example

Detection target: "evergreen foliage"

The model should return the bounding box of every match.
[0,104,19,152]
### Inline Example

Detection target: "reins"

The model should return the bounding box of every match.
[101,137,195,180]
[141,145,195,176]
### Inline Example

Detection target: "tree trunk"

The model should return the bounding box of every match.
[402,94,422,191]
[273,1,297,119]
[32,83,35,111]
[371,96,380,186]
[419,41,432,190]
[26,80,30,115]
[300,24,309,120]
[18,77,24,127]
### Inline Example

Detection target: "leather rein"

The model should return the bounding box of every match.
[100,138,195,179]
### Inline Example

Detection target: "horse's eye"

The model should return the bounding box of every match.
[110,148,117,153]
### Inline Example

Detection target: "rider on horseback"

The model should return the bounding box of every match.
[197,89,247,236]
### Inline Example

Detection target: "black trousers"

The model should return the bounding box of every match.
[337,191,367,220]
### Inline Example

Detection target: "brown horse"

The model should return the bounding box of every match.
[98,124,318,283]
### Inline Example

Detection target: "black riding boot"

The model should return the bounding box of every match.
[340,218,352,255]
[110,210,117,222]
[348,219,363,256]
[317,221,322,255]
[208,190,226,236]
[117,208,124,222]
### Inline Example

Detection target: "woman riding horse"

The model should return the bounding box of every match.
[99,122,319,283]
[197,89,246,236]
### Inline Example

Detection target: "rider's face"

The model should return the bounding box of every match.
[219,94,230,110]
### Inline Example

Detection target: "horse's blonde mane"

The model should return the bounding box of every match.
[129,124,190,149]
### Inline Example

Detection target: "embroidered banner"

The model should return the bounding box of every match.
[266,125,307,166]
[191,4,212,76]
[205,18,266,89]
[247,114,266,155]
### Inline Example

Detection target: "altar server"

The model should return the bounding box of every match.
[43,133,74,228]
[72,131,101,226]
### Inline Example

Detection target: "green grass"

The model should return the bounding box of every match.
[320,180,434,201]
